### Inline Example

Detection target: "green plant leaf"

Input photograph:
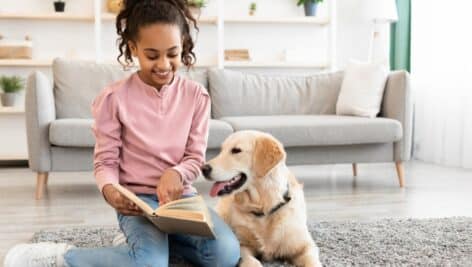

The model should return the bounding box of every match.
[188,0,207,8]
[0,76,24,93]
[297,0,323,5]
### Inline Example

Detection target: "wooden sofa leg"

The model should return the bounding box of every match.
[395,162,405,188]
[352,163,358,177]
[36,172,49,200]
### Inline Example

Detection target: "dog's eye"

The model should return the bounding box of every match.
[231,148,242,154]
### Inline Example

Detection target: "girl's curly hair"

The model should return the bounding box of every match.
[116,0,199,69]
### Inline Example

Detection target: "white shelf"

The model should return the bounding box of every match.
[0,12,218,25]
[0,12,95,21]
[0,58,216,68]
[193,60,218,67]
[224,61,329,68]
[0,59,52,67]
[0,155,28,160]
[0,1,336,70]
[100,13,118,21]
[0,13,329,25]
[225,16,330,25]
[101,13,218,25]
[195,16,219,25]
[0,106,25,114]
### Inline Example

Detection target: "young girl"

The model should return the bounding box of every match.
[4,0,241,266]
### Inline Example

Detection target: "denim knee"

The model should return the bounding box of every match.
[213,230,241,267]
[63,249,81,267]
[128,233,169,267]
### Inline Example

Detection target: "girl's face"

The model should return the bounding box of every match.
[129,24,182,90]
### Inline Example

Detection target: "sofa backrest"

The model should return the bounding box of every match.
[53,58,208,119]
[53,59,132,119]
[208,68,344,118]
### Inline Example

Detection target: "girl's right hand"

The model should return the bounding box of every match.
[102,184,142,216]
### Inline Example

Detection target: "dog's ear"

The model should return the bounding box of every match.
[253,136,284,178]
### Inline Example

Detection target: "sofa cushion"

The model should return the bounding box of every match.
[336,60,389,118]
[49,119,232,149]
[220,115,402,147]
[208,68,344,118]
[53,58,209,119]
[207,119,234,149]
[180,68,209,90]
[53,59,132,119]
[49,119,95,147]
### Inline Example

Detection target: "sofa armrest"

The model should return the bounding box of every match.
[380,70,413,161]
[25,71,56,172]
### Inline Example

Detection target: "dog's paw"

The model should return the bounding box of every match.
[240,256,263,267]
[305,259,323,267]
[292,246,322,267]
[295,257,323,267]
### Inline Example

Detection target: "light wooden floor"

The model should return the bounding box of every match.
[1,160,472,263]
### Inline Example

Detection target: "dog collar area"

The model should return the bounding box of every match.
[251,184,291,218]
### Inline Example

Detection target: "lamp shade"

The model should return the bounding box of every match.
[362,0,398,23]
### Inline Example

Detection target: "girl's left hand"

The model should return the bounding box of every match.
[157,169,184,205]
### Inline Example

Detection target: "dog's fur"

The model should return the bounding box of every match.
[203,130,321,267]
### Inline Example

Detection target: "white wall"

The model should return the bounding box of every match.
[0,0,389,77]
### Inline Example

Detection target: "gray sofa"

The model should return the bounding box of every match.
[26,58,412,199]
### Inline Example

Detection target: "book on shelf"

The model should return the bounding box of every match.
[224,49,251,61]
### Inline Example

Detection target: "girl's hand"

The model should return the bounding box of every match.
[157,169,184,205]
[102,184,142,216]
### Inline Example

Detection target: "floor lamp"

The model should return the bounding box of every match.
[362,0,398,62]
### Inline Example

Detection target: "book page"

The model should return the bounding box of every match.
[112,183,154,215]
[156,196,213,227]
[146,214,216,239]
[162,202,204,212]
[158,196,204,210]
[155,209,204,221]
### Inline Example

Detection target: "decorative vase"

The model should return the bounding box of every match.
[1,93,19,107]
[303,2,318,16]
[54,1,66,12]
[107,0,123,14]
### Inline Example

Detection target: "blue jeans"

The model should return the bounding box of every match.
[64,194,241,267]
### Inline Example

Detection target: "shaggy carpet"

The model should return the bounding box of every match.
[31,217,472,266]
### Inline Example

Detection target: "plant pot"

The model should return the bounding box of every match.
[189,6,202,19]
[1,93,20,107]
[54,1,66,12]
[303,2,318,16]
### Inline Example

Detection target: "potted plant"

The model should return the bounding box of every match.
[0,76,24,107]
[297,0,323,16]
[187,0,207,18]
[54,0,66,12]
[249,2,257,16]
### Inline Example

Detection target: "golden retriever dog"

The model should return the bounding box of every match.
[201,130,321,267]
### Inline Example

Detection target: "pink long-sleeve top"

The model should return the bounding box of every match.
[91,72,211,195]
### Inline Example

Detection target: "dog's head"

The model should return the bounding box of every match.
[202,130,286,197]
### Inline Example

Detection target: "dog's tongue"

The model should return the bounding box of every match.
[210,181,228,197]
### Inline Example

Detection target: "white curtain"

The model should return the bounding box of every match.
[411,1,472,168]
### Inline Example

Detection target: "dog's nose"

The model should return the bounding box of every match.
[201,164,212,178]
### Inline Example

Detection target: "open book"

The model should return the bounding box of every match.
[113,183,216,239]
